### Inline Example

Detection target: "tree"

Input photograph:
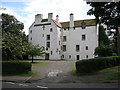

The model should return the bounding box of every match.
[99,25,110,46]
[26,43,45,63]
[2,13,46,61]
[2,13,27,60]
[87,2,120,55]
[94,43,113,57]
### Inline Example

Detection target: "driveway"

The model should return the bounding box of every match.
[27,60,76,83]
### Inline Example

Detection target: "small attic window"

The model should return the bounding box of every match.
[81,21,86,29]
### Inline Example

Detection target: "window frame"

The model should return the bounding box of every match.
[63,36,67,42]
[76,45,80,51]
[47,35,50,40]
[82,34,86,41]
[63,45,66,52]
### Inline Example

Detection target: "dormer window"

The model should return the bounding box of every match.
[81,21,86,29]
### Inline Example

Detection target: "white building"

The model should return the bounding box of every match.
[29,13,99,60]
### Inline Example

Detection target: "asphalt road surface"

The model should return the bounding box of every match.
[2,81,119,88]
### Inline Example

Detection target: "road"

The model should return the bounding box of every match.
[2,81,119,88]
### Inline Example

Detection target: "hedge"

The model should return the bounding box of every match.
[76,56,120,73]
[2,61,32,75]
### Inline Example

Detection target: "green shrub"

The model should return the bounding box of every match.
[2,61,32,75]
[76,56,120,73]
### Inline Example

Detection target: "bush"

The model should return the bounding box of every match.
[76,56,120,73]
[2,61,32,75]
[94,44,113,57]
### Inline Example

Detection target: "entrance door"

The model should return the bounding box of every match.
[76,55,79,60]
[45,53,49,60]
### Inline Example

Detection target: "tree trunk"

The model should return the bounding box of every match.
[32,55,34,63]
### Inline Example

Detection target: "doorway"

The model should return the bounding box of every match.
[76,55,79,60]
[45,53,49,60]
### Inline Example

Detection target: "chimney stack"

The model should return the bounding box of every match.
[48,13,53,23]
[56,15,59,22]
[35,14,43,24]
[70,13,74,28]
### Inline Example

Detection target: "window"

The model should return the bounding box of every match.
[56,48,58,52]
[76,45,80,51]
[82,34,86,41]
[59,41,60,45]
[51,51,53,55]
[43,25,45,30]
[59,51,60,54]
[86,46,88,50]
[63,45,66,52]
[76,55,80,60]
[42,34,44,37]
[30,30,32,33]
[47,35,50,40]
[73,27,75,30]
[50,28,53,32]
[61,55,64,58]
[46,42,50,48]
[86,55,88,59]
[30,37,32,40]
[64,28,66,30]
[69,55,71,59]
[63,36,67,42]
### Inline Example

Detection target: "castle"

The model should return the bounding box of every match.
[29,13,98,60]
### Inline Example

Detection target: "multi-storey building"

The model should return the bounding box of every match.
[29,13,99,60]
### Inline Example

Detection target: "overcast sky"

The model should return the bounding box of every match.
[0,0,95,35]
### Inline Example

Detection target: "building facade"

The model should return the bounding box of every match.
[29,13,99,60]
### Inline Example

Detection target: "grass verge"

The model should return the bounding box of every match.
[32,61,51,67]
[71,66,120,76]
[3,71,38,77]
[98,72,120,82]
[17,71,38,77]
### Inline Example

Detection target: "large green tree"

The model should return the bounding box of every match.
[87,2,120,56]
[2,13,45,60]
[2,13,26,60]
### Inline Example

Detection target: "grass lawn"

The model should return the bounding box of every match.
[32,61,51,67]
[16,71,38,77]
[98,72,120,82]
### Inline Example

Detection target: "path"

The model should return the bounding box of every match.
[27,61,76,83]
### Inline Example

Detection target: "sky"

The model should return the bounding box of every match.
[0,0,95,35]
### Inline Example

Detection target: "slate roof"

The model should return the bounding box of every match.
[61,19,96,28]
